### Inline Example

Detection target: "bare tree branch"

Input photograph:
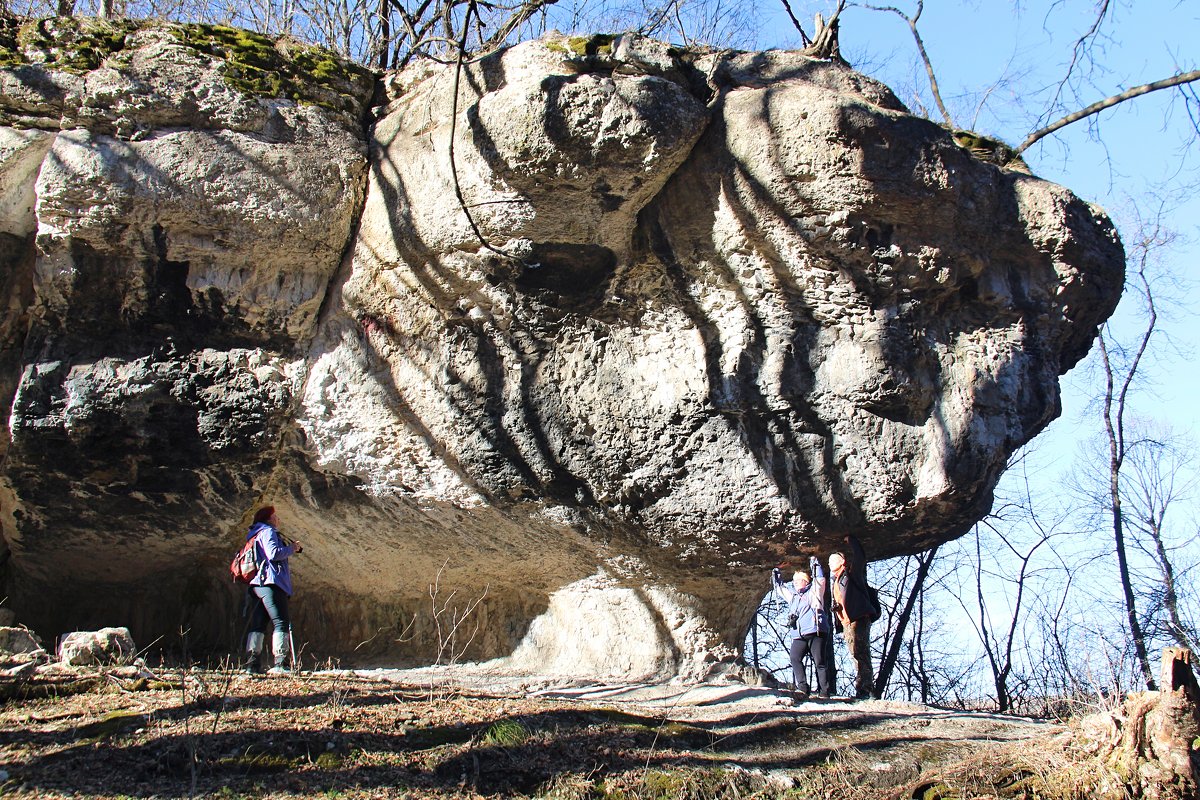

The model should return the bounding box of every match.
[1040,0,1113,125]
[854,1,952,126]
[447,0,512,261]
[778,0,810,45]
[1017,69,1200,154]
[478,0,556,55]
[1183,81,1200,138]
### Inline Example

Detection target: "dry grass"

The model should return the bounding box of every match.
[0,667,1191,800]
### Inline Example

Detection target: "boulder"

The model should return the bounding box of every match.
[58,627,136,666]
[0,24,1124,678]
[289,34,1122,674]
[0,625,43,655]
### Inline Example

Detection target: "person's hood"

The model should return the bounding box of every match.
[247,522,272,541]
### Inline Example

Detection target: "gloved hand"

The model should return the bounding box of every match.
[772,567,782,583]
[809,555,819,568]
[786,613,798,629]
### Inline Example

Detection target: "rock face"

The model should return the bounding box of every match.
[0,22,1123,679]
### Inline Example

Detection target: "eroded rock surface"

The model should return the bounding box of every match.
[0,23,1123,679]
[0,18,374,650]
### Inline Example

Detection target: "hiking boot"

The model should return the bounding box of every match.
[793,689,810,703]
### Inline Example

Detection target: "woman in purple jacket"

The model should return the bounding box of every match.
[242,506,303,674]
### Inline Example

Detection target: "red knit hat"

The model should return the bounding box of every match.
[252,506,275,525]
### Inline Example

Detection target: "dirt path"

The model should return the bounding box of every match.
[0,666,1062,799]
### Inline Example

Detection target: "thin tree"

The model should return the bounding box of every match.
[1092,208,1177,690]
[965,520,1057,713]
[1123,428,1200,658]
[872,545,938,698]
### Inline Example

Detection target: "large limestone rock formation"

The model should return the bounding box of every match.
[0,21,1123,679]
[0,18,375,647]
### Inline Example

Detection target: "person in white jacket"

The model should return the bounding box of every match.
[772,556,831,700]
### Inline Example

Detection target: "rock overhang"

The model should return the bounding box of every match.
[0,23,1124,678]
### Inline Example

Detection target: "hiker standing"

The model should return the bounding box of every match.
[830,534,874,699]
[772,557,831,701]
[242,505,302,674]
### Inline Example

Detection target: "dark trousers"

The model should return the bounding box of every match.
[248,585,291,636]
[789,634,830,696]
[845,618,874,696]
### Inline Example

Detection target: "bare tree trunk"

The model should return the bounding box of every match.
[1121,431,1200,661]
[1150,525,1198,655]
[873,546,937,698]
[902,1,951,127]
[1099,328,1157,690]
[803,0,844,61]
[376,0,390,69]
[916,588,930,704]
[973,528,1011,712]
[750,606,760,670]
[1133,456,1200,657]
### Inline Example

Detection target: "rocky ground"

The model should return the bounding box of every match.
[0,662,1100,800]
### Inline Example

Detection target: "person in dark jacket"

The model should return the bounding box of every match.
[242,506,303,674]
[830,534,874,699]
[772,556,831,701]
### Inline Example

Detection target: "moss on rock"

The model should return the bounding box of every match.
[0,16,137,72]
[168,23,375,114]
[0,16,21,68]
[0,16,375,117]
[215,750,297,773]
[546,33,616,58]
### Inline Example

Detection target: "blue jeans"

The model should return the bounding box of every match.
[248,585,290,636]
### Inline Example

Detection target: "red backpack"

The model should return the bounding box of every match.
[230,536,262,583]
